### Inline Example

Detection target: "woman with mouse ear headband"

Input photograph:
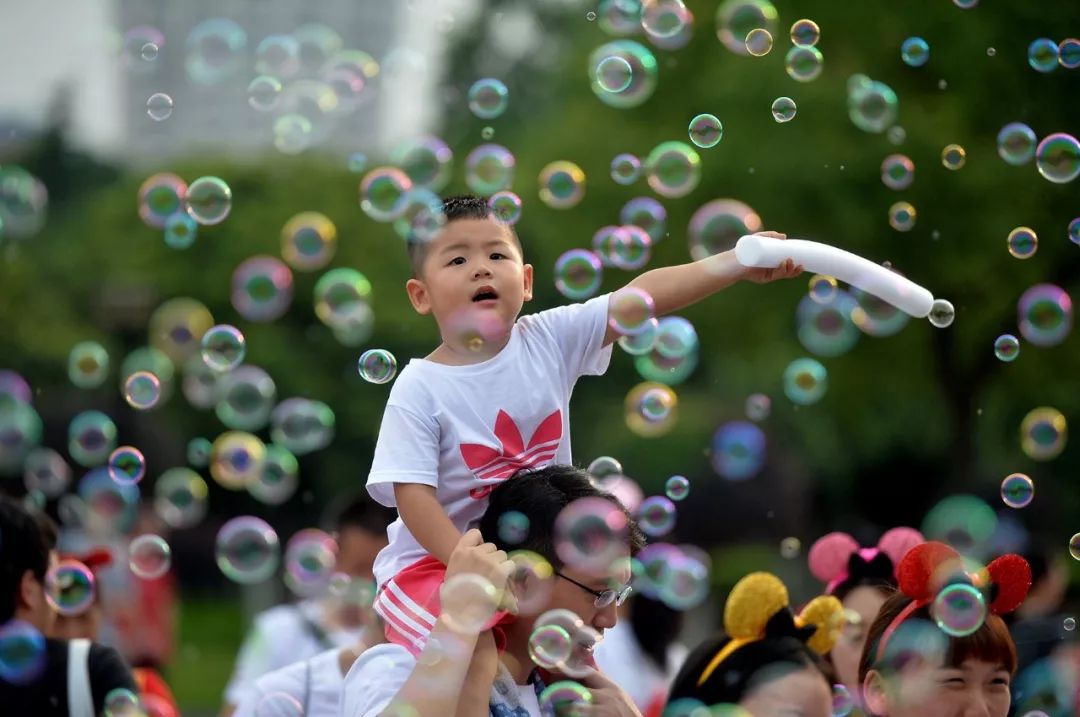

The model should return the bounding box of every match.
[666,571,844,717]
[858,542,1031,717]
[807,527,924,709]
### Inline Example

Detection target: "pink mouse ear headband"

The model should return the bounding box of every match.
[808,527,925,594]
[873,541,1032,663]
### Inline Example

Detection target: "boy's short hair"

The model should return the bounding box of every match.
[0,496,54,623]
[477,464,646,568]
[406,195,521,277]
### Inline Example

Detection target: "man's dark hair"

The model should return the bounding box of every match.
[406,194,520,277]
[477,464,646,567]
[332,494,396,536]
[0,496,55,623]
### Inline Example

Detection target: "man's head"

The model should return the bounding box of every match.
[0,496,57,631]
[478,464,645,637]
[330,494,396,579]
[405,195,533,340]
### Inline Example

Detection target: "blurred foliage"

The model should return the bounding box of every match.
[2,1,1080,588]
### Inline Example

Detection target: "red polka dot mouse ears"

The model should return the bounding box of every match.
[808,527,924,594]
[875,541,1032,661]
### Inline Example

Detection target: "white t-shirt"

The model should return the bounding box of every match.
[340,642,542,717]
[593,619,688,711]
[367,295,613,586]
[224,600,364,706]
[233,647,344,717]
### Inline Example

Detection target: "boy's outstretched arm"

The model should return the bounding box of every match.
[394,483,464,566]
[603,231,802,346]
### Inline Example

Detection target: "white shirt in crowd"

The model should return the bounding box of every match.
[593,619,688,712]
[224,599,363,706]
[234,647,345,717]
[339,642,543,717]
[366,294,612,588]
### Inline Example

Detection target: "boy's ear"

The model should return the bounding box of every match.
[522,263,534,302]
[406,278,432,314]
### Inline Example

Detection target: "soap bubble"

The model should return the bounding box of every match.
[164,213,197,249]
[529,624,573,669]
[154,468,209,529]
[215,365,276,431]
[23,447,71,498]
[554,497,630,573]
[539,681,593,714]
[1000,474,1034,509]
[284,529,337,597]
[932,583,987,637]
[928,299,955,328]
[993,334,1020,362]
[232,256,294,322]
[784,358,828,405]
[1018,284,1072,347]
[107,446,146,485]
[710,420,766,480]
[996,123,1037,166]
[488,191,522,225]
[608,287,656,337]
[745,28,773,56]
[69,341,110,389]
[848,76,897,133]
[644,141,701,198]
[248,443,300,505]
[185,18,247,85]
[1020,407,1067,461]
[832,684,855,717]
[637,495,677,536]
[621,196,667,243]
[625,382,678,437]
[1028,38,1059,73]
[210,431,267,489]
[942,144,967,170]
[358,349,398,384]
[0,620,46,685]
[688,114,723,148]
[771,97,797,123]
[146,93,173,121]
[665,475,690,501]
[45,560,96,616]
[129,534,172,579]
[642,0,689,39]
[538,161,586,209]
[201,325,246,371]
[716,0,779,56]
[1007,227,1038,259]
[746,393,771,421]
[610,153,642,185]
[281,211,337,271]
[467,78,509,119]
[464,144,515,195]
[69,410,118,467]
[184,176,232,225]
[1035,133,1080,184]
[881,154,915,190]
[790,19,819,47]
[247,75,283,111]
[215,516,280,584]
[555,250,604,300]
[588,40,658,109]
[359,167,412,221]
[688,199,762,260]
[137,173,187,229]
[786,45,824,82]
[901,37,930,67]
[780,537,802,559]
[889,202,916,232]
[595,55,634,93]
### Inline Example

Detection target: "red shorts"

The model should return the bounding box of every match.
[373,555,512,655]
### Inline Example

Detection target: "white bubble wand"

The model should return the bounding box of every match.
[735,234,944,319]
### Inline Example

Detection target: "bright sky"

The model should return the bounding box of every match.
[0,0,124,156]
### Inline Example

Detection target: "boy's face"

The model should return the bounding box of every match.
[406,217,533,338]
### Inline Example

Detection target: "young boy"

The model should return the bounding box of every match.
[366,195,800,651]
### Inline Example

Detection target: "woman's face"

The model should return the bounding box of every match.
[864,658,1011,717]
[832,586,887,695]
[738,664,833,717]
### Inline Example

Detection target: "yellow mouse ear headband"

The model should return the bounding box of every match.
[697,572,844,687]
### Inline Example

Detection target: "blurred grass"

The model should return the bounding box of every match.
[168,596,244,713]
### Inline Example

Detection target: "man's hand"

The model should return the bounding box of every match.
[579,669,644,717]
[440,529,515,632]
[739,231,804,284]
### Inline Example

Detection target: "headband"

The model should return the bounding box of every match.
[696,572,843,687]
[808,528,924,594]
[874,541,1031,662]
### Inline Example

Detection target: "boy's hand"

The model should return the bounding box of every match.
[739,231,805,284]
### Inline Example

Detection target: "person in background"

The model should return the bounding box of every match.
[807,527,924,713]
[858,542,1030,717]
[1006,540,1078,717]
[594,593,688,717]
[666,571,842,717]
[0,495,137,716]
[49,546,180,717]
[219,494,395,716]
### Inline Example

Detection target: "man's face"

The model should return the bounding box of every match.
[510,552,632,666]
[335,526,388,580]
[406,218,534,341]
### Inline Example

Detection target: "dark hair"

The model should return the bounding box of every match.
[668,611,832,707]
[858,590,1019,687]
[406,194,520,276]
[630,593,684,672]
[477,464,645,568]
[332,494,396,537]
[0,496,55,622]
[831,552,898,602]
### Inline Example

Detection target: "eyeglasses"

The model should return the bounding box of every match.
[555,572,632,608]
